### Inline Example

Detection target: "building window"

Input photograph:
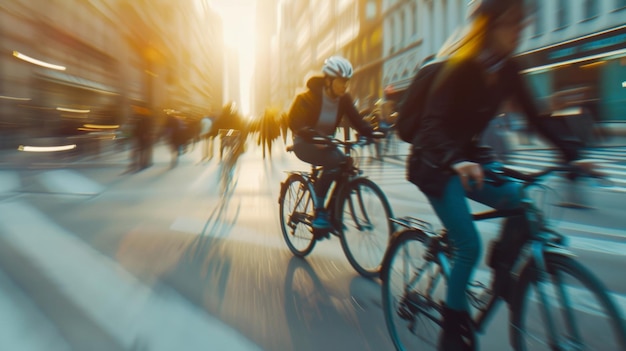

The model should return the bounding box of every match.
[411,2,417,39]
[584,0,599,19]
[525,0,543,36]
[400,12,406,46]
[556,0,569,29]
[365,0,376,20]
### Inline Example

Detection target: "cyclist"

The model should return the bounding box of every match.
[287,55,379,231]
[406,0,594,349]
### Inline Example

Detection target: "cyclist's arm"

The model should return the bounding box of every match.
[509,61,582,163]
[341,94,374,138]
[287,94,320,140]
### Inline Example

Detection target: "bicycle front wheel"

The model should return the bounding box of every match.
[511,252,626,351]
[338,178,394,278]
[381,230,446,351]
[279,174,316,257]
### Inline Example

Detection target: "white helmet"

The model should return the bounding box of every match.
[322,56,353,79]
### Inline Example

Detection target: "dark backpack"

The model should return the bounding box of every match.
[395,59,446,143]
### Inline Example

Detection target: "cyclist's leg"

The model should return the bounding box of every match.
[426,177,481,312]
[294,139,345,197]
[465,162,528,299]
[466,162,524,210]
[426,176,480,349]
[292,138,345,228]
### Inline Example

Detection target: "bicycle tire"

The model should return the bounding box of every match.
[511,252,626,351]
[381,230,445,351]
[279,174,316,257]
[338,177,394,278]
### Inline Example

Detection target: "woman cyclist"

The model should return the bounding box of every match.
[407,0,594,349]
[287,56,378,231]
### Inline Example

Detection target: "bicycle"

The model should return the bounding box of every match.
[380,164,626,350]
[278,134,394,278]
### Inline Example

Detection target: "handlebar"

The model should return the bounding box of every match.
[485,164,611,187]
[310,132,384,148]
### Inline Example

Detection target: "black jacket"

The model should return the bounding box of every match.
[287,76,374,139]
[409,58,582,197]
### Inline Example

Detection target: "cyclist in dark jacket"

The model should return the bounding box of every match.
[407,1,595,350]
[287,56,376,230]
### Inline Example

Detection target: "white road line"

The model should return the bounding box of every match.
[0,269,71,351]
[0,202,263,351]
[38,169,104,195]
[0,171,21,193]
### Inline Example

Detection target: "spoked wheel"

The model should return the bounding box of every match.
[511,253,626,351]
[279,174,316,257]
[338,178,394,278]
[381,230,446,351]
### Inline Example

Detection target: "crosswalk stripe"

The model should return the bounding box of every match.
[38,169,104,195]
[0,202,263,351]
[0,171,20,193]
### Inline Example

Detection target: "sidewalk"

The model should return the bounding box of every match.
[1,127,625,171]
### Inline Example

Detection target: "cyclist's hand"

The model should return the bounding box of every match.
[452,161,484,191]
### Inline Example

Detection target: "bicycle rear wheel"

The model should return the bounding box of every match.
[338,178,393,278]
[279,174,316,257]
[511,252,626,351]
[381,230,446,351]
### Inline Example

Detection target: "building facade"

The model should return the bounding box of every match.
[518,0,626,121]
[381,0,626,122]
[0,0,224,143]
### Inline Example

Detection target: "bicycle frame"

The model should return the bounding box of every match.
[304,142,369,232]
[383,165,625,350]
[392,197,575,335]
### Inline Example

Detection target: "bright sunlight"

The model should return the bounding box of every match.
[208,0,257,116]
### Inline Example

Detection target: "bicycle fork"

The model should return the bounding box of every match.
[346,186,373,231]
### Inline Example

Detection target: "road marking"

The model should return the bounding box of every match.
[0,171,20,193]
[38,169,104,195]
[0,269,71,351]
[0,202,264,351]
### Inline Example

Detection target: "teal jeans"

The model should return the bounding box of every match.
[426,162,524,311]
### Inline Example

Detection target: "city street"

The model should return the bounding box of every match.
[0,136,625,351]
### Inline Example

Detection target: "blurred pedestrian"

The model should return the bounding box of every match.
[128,102,154,172]
[164,113,185,168]
[199,115,214,162]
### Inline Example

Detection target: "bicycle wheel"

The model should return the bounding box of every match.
[279,174,316,257]
[338,177,394,278]
[511,252,626,351]
[381,230,446,351]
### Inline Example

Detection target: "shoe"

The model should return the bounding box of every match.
[312,210,331,230]
[438,305,476,351]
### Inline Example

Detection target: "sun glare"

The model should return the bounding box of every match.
[210,0,257,116]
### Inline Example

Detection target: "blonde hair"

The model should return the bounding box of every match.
[435,14,491,83]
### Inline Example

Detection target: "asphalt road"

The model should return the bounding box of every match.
[0,139,624,350]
